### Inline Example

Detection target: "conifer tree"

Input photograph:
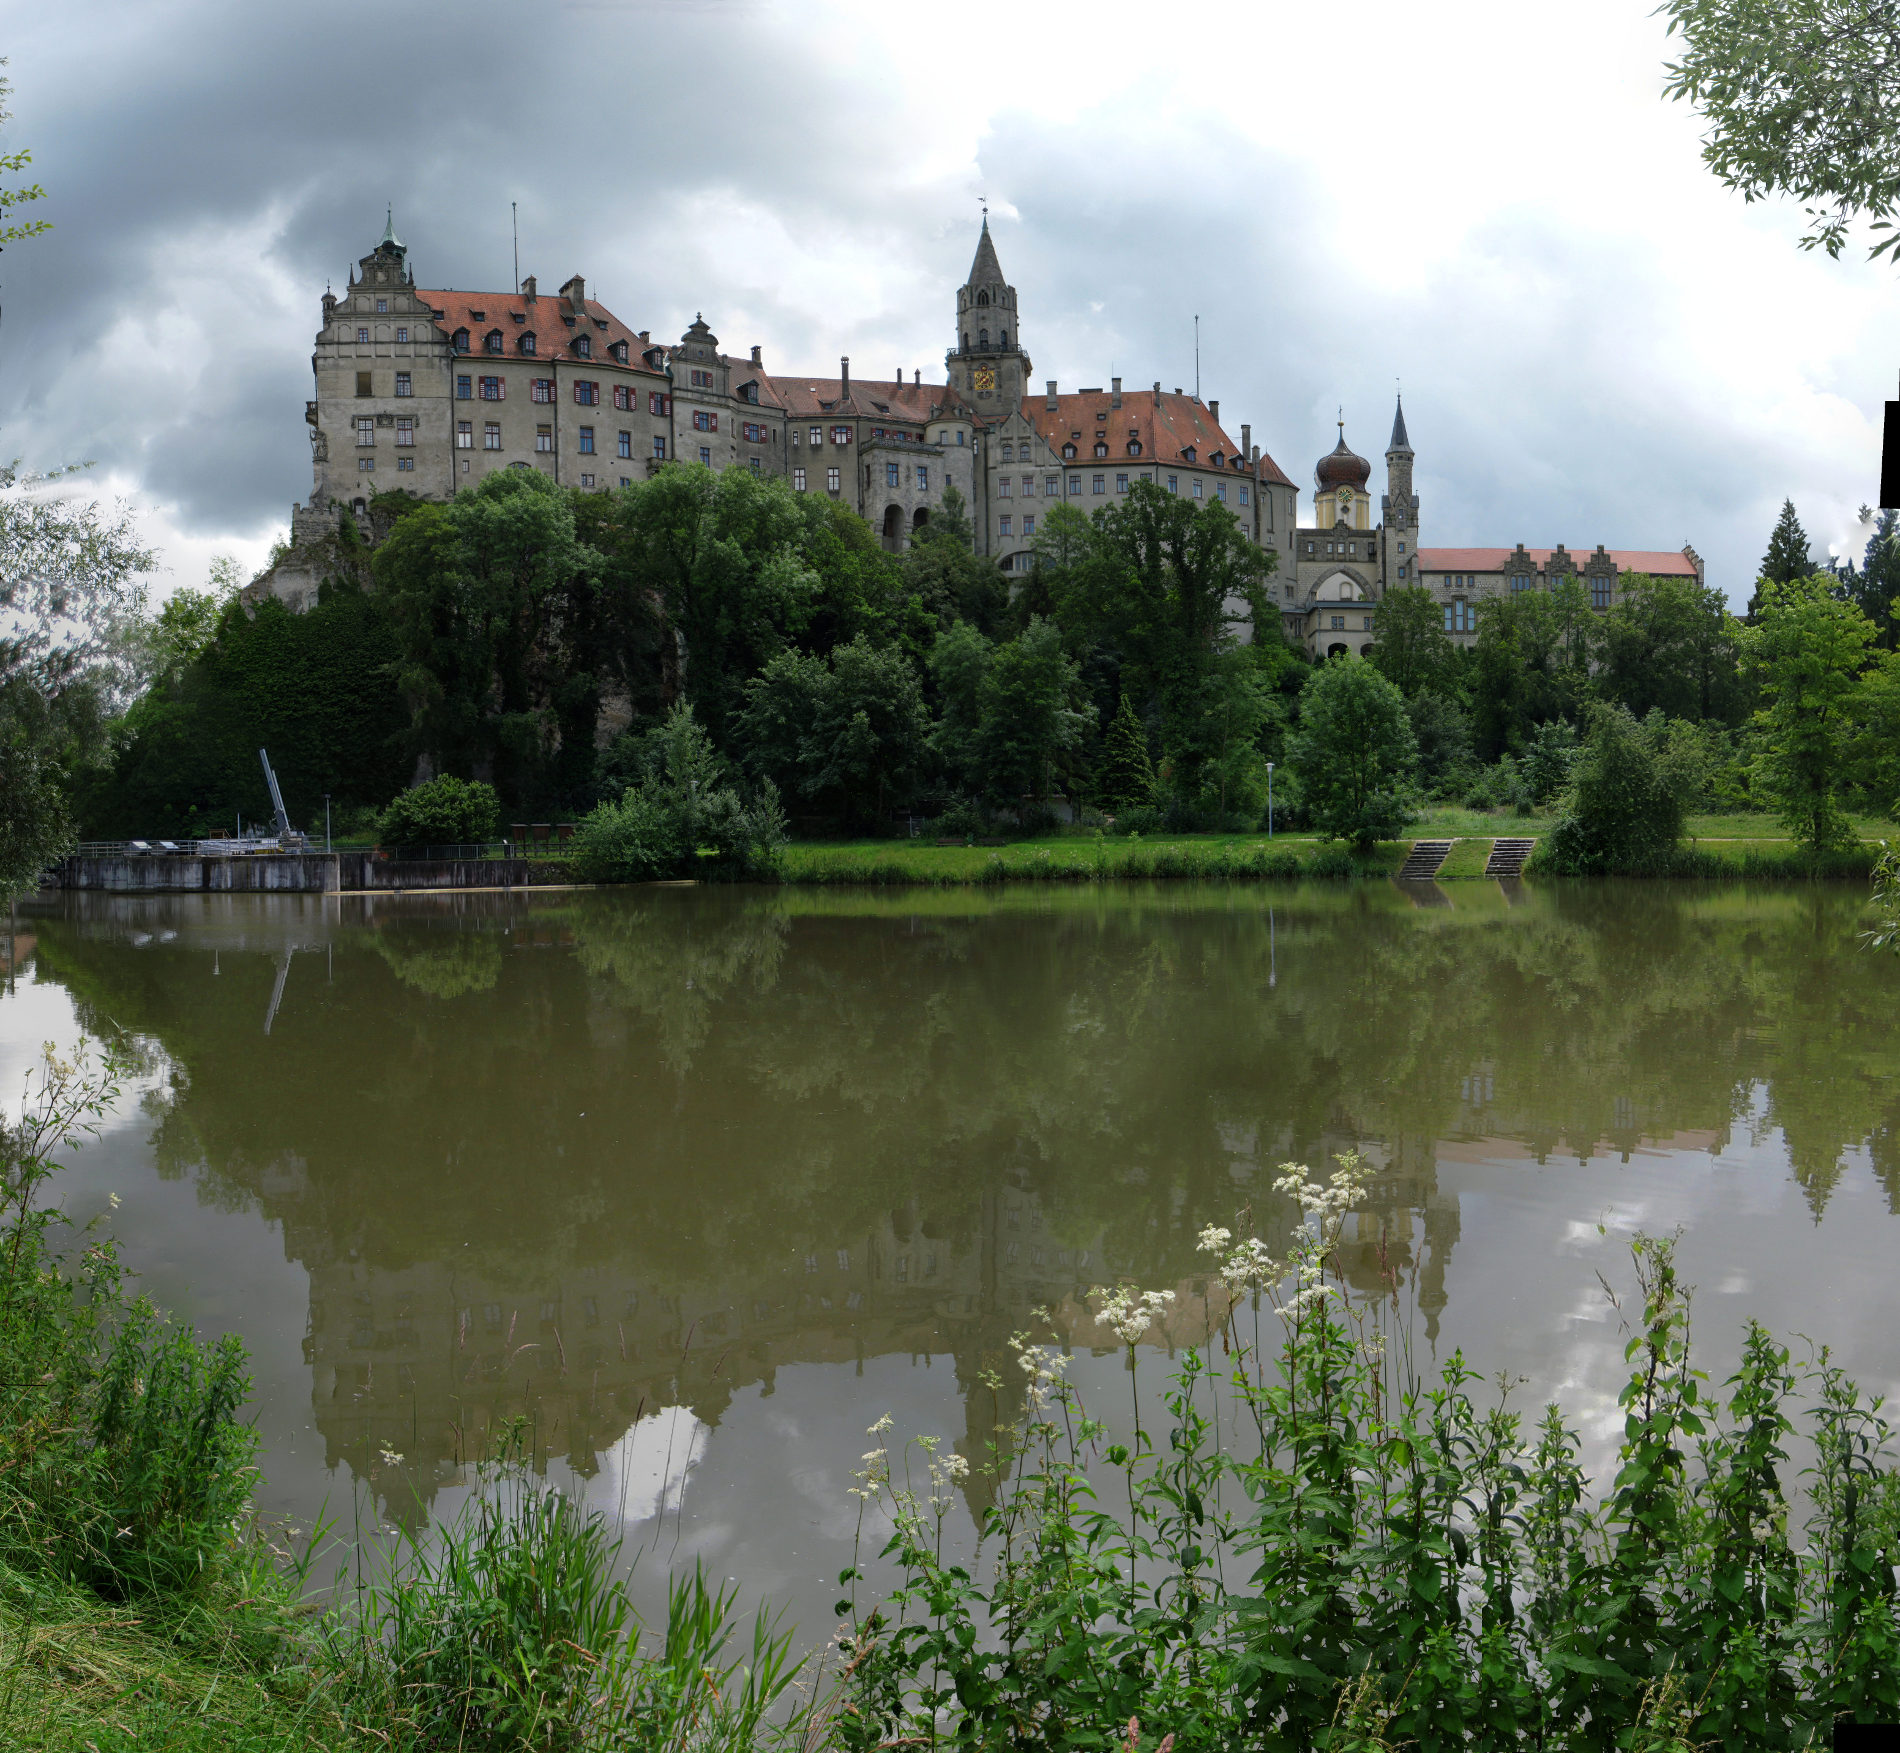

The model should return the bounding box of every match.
[1751,499,1813,617]
[1096,692,1156,811]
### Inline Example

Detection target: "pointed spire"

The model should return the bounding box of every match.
[966,214,1004,289]
[1388,392,1411,454]
[377,206,404,254]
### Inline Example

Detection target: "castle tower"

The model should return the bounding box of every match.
[945,217,1031,410]
[1381,393,1420,588]
[1314,420,1371,530]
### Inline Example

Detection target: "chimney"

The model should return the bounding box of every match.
[560,274,585,308]
[841,355,850,394]
[1046,378,1058,410]
[639,330,649,342]
[751,344,762,366]
[914,369,920,385]
[896,364,902,384]
[1111,376,1122,408]
[521,275,537,300]
[1153,381,1162,404]
[1241,423,1251,456]
[1209,399,1219,423]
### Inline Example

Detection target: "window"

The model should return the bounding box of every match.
[1331,614,1346,630]
[690,367,713,388]
[531,379,553,403]
[375,298,387,312]
[1116,472,1129,492]
[574,334,591,357]
[456,374,472,399]
[519,333,537,355]
[793,467,807,491]
[1061,442,1076,459]
[1511,574,1533,593]
[395,371,411,397]
[1444,600,1475,633]
[397,456,413,471]
[1592,575,1614,610]
[358,456,374,471]
[1192,479,1204,498]
[613,342,629,363]
[1018,474,1032,495]
[357,327,370,344]
[396,417,414,446]
[826,467,841,493]
[1093,474,1105,494]
[809,426,823,446]
[484,422,501,450]
[1068,474,1082,494]
[579,427,595,453]
[456,421,472,449]
[620,476,631,487]
[355,417,374,446]
[574,381,599,406]
[1215,483,1227,502]
[1399,565,1407,578]
[652,435,667,458]
[617,430,631,458]
[743,421,766,442]
[651,392,669,416]
[831,425,851,445]
[1128,440,1143,456]
[485,330,503,354]
[999,516,1012,536]
[1094,442,1108,458]
[748,456,761,474]
[915,464,928,489]
[698,445,711,465]
[1239,485,1249,505]
[453,329,470,353]
[535,426,553,453]
[1045,475,1059,496]
[1002,443,1014,461]
[356,371,372,397]
[580,473,595,488]
[612,385,631,410]
[886,462,900,487]
[396,325,408,342]
[998,476,1013,497]
[693,409,714,431]
[479,376,503,400]
[1022,515,1035,535]
[1167,474,1179,493]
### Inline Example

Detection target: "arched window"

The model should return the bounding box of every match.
[882,504,903,545]
[913,507,929,530]
[1327,643,1348,660]
[975,289,990,306]
[979,328,988,348]
[962,333,969,351]
[352,497,368,519]
[485,329,503,353]
[453,328,470,353]
[999,329,1008,348]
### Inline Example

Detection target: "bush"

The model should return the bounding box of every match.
[1286,655,1419,850]
[1542,704,1686,874]
[377,775,500,848]
[1108,804,1166,837]
[934,798,983,838]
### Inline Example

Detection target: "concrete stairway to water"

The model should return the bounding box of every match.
[1486,837,1537,877]
[1398,839,1454,880]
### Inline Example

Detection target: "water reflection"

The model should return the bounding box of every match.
[22,880,1900,1546]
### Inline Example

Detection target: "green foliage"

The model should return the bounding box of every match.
[1596,570,1747,724]
[1405,689,1474,797]
[376,774,500,848]
[1287,654,1418,849]
[571,701,785,883]
[84,586,408,838]
[902,485,1006,634]
[976,616,1088,803]
[1744,573,1878,850]
[735,633,929,828]
[1520,716,1579,807]
[1542,705,1687,874]
[1468,581,1596,759]
[1866,842,1900,953]
[1096,692,1157,811]
[1662,0,1900,262]
[0,63,50,249]
[1370,583,1456,697]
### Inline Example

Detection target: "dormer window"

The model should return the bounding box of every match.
[1093,442,1108,458]
[484,329,503,354]
[644,348,664,369]
[611,341,628,363]
[518,333,537,355]
[470,309,486,321]
[1210,451,1224,468]
[1061,442,1076,459]
[744,382,760,404]
[594,318,609,330]
[511,313,526,324]
[574,334,592,357]
[1181,446,1196,462]
[453,328,470,353]
[1127,441,1143,457]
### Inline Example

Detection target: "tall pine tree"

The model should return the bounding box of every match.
[1751,498,1813,617]
[1095,693,1156,811]
[1856,505,1900,649]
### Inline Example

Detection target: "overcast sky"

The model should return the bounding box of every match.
[4,0,1895,608]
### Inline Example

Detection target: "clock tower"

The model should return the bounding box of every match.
[946,217,1030,409]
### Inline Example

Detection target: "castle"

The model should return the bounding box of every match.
[262,214,1704,655]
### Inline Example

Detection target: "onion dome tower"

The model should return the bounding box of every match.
[1315,419,1372,529]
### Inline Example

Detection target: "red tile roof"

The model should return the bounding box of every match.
[1418,547,1700,577]
[1016,389,1294,487]
[766,375,963,423]
[417,288,665,376]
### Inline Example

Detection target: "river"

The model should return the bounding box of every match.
[10,878,1897,1637]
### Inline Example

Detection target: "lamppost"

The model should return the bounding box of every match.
[324,794,332,853]
[1266,763,1275,839]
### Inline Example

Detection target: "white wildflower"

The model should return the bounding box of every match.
[1196,1224,1232,1255]
[1091,1284,1175,1347]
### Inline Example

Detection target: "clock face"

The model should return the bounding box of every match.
[973,366,997,397]
[1337,489,1351,509]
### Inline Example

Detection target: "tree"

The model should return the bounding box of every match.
[1520,717,1579,807]
[1542,705,1686,874]
[1742,574,1877,850]
[1369,585,1455,698]
[1594,571,1746,723]
[1405,690,1473,797]
[1286,655,1418,851]
[926,620,992,797]
[1753,500,1813,617]
[377,775,500,848]
[1843,507,1900,649]
[1661,0,1900,263]
[977,617,1087,803]
[1175,647,1278,823]
[734,634,929,829]
[0,62,50,250]
[904,485,1007,634]
[1468,584,1593,759]
[1096,692,1156,812]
